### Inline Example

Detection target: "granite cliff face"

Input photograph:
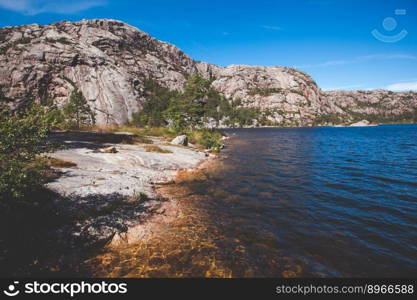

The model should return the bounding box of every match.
[319,90,417,124]
[0,19,416,126]
[0,19,211,124]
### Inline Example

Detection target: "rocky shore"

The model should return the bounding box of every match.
[42,131,211,260]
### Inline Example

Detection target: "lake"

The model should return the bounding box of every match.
[91,125,417,277]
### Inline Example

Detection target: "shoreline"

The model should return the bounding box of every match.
[0,130,220,277]
[43,131,215,254]
[85,153,224,277]
[109,153,218,248]
[223,121,417,130]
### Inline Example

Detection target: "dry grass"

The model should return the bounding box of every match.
[135,127,177,140]
[88,125,175,139]
[73,125,223,150]
[120,135,153,145]
[75,125,154,144]
[143,145,173,154]
[174,169,208,183]
[114,126,177,141]
[41,157,77,168]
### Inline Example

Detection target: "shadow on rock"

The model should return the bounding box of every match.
[48,131,137,150]
[0,190,168,277]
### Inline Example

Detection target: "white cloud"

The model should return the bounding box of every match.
[386,81,417,91]
[0,0,106,15]
[260,25,283,31]
[296,53,417,69]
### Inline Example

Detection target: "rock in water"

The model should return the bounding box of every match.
[171,135,188,146]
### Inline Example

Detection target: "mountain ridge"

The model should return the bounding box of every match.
[1,18,416,126]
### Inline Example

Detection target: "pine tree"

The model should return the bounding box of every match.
[63,88,95,128]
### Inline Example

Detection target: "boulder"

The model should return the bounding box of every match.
[350,120,371,127]
[98,146,118,153]
[171,135,188,146]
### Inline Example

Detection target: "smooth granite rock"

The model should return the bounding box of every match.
[171,135,188,146]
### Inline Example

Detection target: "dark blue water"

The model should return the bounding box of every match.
[95,125,417,277]
[210,125,417,277]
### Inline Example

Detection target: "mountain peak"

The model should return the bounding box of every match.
[0,19,416,126]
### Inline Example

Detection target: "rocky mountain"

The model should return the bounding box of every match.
[0,19,416,126]
[319,90,417,124]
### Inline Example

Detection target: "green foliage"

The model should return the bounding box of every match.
[0,37,32,54]
[44,37,72,45]
[133,191,149,203]
[351,109,417,124]
[197,130,223,150]
[163,74,209,130]
[131,75,269,131]
[15,37,32,44]
[248,87,285,96]
[131,80,178,127]
[183,129,223,150]
[313,108,417,126]
[0,105,57,211]
[227,103,262,127]
[313,113,345,125]
[62,88,96,129]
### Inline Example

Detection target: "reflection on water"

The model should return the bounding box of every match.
[88,125,417,277]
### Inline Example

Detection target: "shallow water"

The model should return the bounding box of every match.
[90,125,417,277]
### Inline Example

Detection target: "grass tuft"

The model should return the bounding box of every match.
[131,191,149,203]
[40,157,77,168]
[143,145,173,154]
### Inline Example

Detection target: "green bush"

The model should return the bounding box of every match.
[185,129,223,150]
[0,104,57,212]
[198,131,222,149]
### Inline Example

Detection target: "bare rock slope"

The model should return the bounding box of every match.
[43,131,208,248]
[1,19,416,126]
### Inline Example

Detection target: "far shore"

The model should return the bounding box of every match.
[225,121,416,130]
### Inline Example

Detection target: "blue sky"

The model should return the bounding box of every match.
[0,0,416,91]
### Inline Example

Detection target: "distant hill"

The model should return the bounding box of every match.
[1,19,416,126]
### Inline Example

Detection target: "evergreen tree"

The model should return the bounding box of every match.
[63,88,95,128]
